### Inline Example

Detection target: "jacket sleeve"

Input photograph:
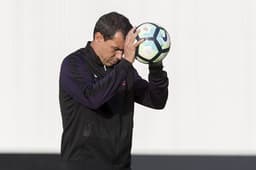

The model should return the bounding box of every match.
[60,56,132,110]
[134,61,169,109]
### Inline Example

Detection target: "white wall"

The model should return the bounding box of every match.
[0,0,256,155]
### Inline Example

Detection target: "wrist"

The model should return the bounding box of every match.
[123,55,134,64]
[149,61,163,71]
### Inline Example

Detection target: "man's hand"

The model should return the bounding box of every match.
[123,27,144,64]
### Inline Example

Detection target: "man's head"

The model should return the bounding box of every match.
[91,12,133,66]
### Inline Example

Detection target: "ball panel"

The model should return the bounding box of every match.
[153,52,168,63]
[138,40,159,60]
[137,23,156,38]
[136,56,149,64]
[156,28,170,50]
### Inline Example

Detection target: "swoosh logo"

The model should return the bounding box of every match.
[162,32,168,42]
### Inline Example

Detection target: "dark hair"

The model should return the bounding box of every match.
[93,12,133,40]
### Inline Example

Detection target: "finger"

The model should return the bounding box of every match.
[128,28,141,44]
[125,27,136,43]
[130,27,141,38]
[134,38,144,47]
[132,28,141,39]
[128,27,136,36]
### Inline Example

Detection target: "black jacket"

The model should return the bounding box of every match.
[59,42,168,170]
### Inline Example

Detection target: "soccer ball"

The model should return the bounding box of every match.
[135,22,171,64]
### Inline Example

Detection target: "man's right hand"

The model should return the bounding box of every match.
[123,27,144,64]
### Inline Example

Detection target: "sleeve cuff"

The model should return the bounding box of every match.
[118,58,133,71]
[149,61,163,73]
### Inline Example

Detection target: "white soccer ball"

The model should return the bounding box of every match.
[135,22,171,64]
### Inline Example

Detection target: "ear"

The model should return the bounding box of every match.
[94,32,104,42]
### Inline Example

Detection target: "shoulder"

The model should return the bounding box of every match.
[60,48,90,77]
[60,49,88,73]
[62,49,84,66]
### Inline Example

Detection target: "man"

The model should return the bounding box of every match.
[59,12,168,170]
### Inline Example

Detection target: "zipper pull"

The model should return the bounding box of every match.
[104,65,107,72]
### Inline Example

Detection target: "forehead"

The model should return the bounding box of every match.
[107,31,125,48]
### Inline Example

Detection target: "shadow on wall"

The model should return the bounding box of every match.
[0,154,255,170]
